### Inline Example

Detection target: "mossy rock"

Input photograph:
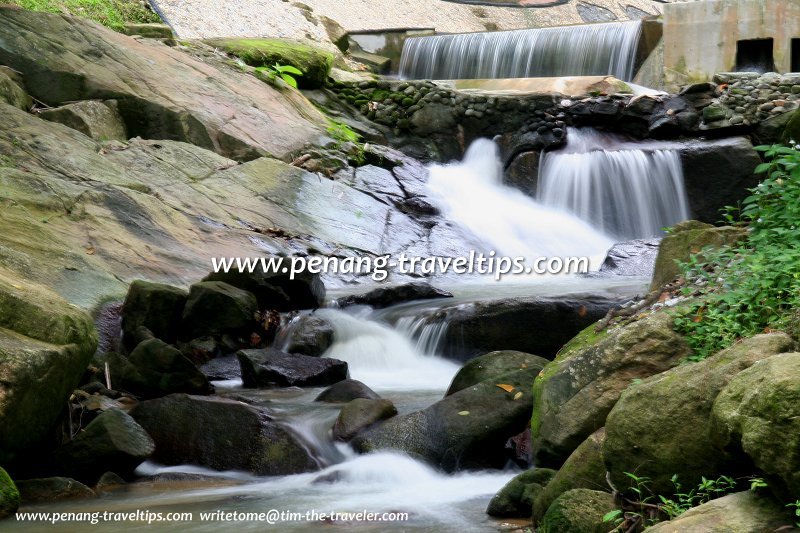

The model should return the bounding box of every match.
[0,68,30,110]
[533,429,608,523]
[0,466,19,519]
[711,353,800,500]
[651,221,747,290]
[447,350,549,396]
[603,333,795,496]
[538,488,615,533]
[0,272,98,463]
[486,467,556,518]
[646,491,791,532]
[206,38,333,89]
[531,312,690,467]
[783,108,800,144]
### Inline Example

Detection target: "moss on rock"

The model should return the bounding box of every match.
[0,467,20,519]
[206,37,334,89]
[538,488,615,533]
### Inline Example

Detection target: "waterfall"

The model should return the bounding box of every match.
[538,128,691,240]
[317,308,459,391]
[399,21,642,81]
[425,138,615,270]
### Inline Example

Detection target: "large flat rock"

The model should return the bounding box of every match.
[0,103,466,308]
[0,7,326,161]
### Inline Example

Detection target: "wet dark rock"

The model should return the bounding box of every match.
[678,136,761,224]
[237,348,348,387]
[106,338,213,398]
[17,477,95,503]
[199,355,241,381]
[596,238,661,278]
[332,398,398,441]
[203,262,325,311]
[335,282,452,309]
[180,281,258,340]
[283,315,335,356]
[352,366,539,471]
[422,296,624,361]
[131,394,319,475]
[446,350,549,396]
[315,379,381,402]
[50,409,154,484]
[95,472,126,493]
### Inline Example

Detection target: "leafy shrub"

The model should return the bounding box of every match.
[9,0,161,30]
[674,142,800,360]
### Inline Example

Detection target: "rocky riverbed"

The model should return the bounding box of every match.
[1,4,799,532]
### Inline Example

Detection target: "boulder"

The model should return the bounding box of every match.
[39,100,127,142]
[711,353,800,500]
[538,489,616,533]
[203,266,325,312]
[352,366,539,472]
[596,238,661,278]
[446,350,549,396]
[678,137,761,226]
[335,282,452,309]
[51,409,155,484]
[0,274,98,464]
[533,429,608,523]
[131,394,319,475]
[332,398,397,441]
[314,379,380,402]
[531,312,690,467]
[110,338,213,398]
[237,348,348,388]
[198,355,241,381]
[205,38,333,89]
[415,296,622,361]
[181,281,258,340]
[603,333,795,495]
[486,468,557,518]
[646,491,791,533]
[651,221,748,290]
[282,315,334,356]
[121,280,188,351]
[16,477,94,503]
[0,68,30,110]
[0,467,19,519]
[0,8,326,161]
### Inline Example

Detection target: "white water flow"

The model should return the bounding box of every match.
[426,138,615,270]
[399,21,642,81]
[538,128,691,240]
[317,308,460,391]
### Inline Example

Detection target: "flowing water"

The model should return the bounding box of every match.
[426,138,616,271]
[399,21,643,81]
[11,133,680,532]
[538,128,691,240]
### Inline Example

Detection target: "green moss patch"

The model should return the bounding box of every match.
[206,37,333,89]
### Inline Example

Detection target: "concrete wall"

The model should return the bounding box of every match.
[663,0,800,91]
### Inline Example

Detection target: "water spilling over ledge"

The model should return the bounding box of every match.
[399,20,643,81]
[538,128,691,240]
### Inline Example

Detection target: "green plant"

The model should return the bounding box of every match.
[255,63,303,89]
[604,473,739,530]
[749,477,768,491]
[326,120,366,166]
[674,142,800,360]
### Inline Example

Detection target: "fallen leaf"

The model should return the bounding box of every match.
[458,411,470,416]
[513,392,523,400]
[86,246,96,255]
[496,384,515,393]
